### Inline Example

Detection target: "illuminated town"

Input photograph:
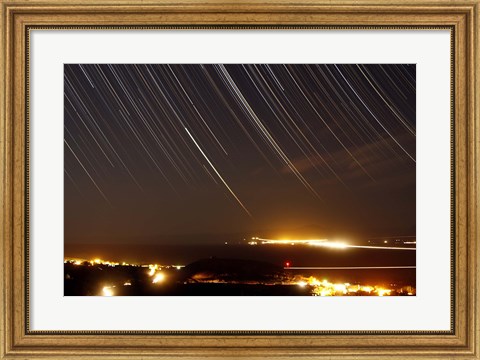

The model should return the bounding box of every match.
[64,246,416,297]
[248,237,416,250]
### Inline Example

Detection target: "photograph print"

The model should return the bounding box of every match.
[64,64,416,297]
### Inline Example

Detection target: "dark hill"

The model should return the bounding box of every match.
[181,258,292,283]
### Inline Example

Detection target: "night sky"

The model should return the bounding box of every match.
[64,64,416,246]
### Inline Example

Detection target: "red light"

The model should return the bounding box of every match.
[285,261,291,267]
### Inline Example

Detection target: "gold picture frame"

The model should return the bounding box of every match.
[1,0,478,358]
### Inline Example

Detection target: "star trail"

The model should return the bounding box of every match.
[64,64,415,246]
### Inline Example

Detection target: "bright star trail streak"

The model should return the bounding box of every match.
[184,127,253,217]
[64,64,416,248]
[215,64,322,199]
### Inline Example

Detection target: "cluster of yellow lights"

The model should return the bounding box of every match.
[65,258,185,270]
[68,258,410,297]
[65,259,182,294]
[148,264,158,276]
[102,286,115,296]
[64,258,126,267]
[147,264,166,284]
[252,237,349,249]
[296,277,397,296]
[152,273,165,284]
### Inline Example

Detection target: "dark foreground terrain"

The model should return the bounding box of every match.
[64,257,415,296]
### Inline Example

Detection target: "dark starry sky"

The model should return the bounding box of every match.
[64,64,416,245]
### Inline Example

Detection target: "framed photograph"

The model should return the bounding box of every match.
[1,0,478,358]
